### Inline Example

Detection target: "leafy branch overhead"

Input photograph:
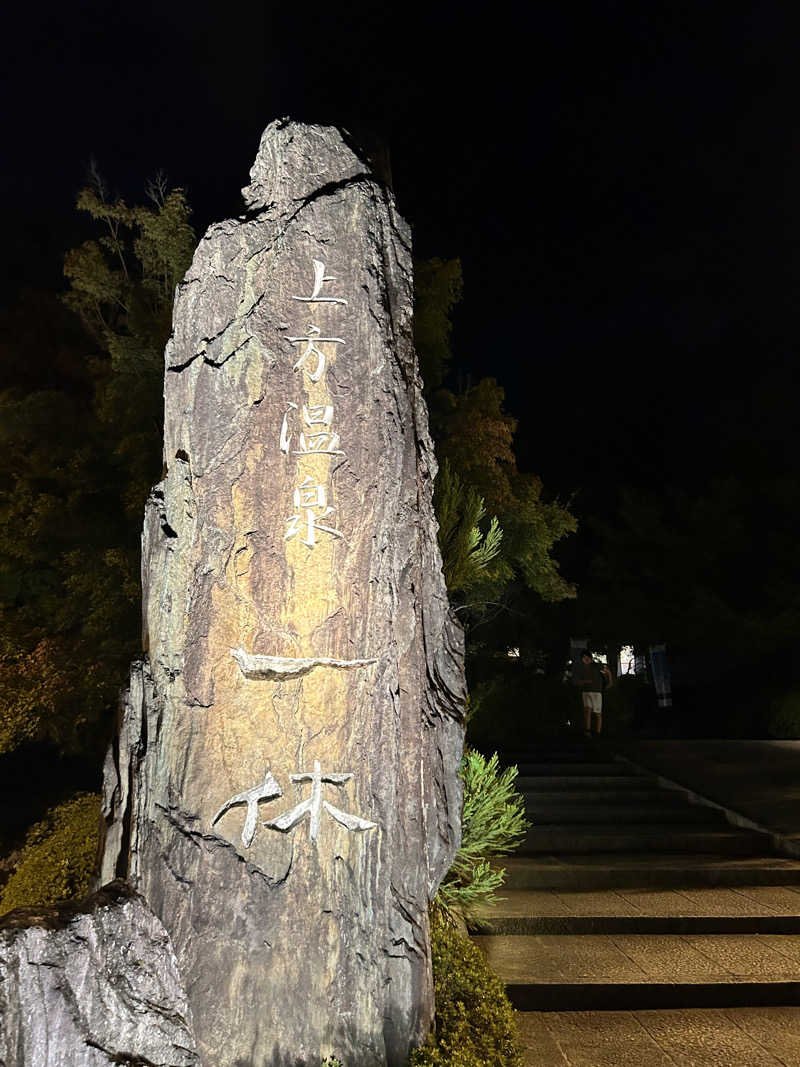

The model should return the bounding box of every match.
[0,175,195,759]
[64,180,195,353]
[414,259,577,617]
[434,460,505,594]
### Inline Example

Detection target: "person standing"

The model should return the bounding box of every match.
[571,650,612,736]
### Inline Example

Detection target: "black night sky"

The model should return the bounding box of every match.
[3,3,800,726]
[4,4,798,490]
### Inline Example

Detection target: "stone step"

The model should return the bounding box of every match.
[509,980,800,1012]
[473,932,800,1010]
[522,788,687,806]
[516,1007,800,1066]
[526,805,728,826]
[501,748,600,763]
[517,775,655,790]
[518,826,768,855]
[516,762,640,777]
[501,854,800,891]
[473,885,800,935]
[478,915,800,935]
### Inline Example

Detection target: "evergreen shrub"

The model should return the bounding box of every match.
[0,792,100,914]
[436,750,527,923]
[410,910,523,1067]
[468,670,573,750]
[597,674,640,735]
[766,691,800,739]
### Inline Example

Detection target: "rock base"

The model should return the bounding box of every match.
[0,880,198,1067]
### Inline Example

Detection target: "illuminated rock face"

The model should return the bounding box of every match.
[0,883,198,1066]
[100,120,466,1067]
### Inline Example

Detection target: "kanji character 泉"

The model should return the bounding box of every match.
[284,505,343,549]
[293,475,326,509]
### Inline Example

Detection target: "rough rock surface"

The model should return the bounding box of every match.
[100,119,467,1066]
[0,881,198,1066]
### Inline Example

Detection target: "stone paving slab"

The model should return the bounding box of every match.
[474,933,800,983]
[520,826,769,855]
[738,886,800,911]
[482,885,800,919]
[502,853,800,890]
[518,1007,800,1066]
[529,807,728,827]
[523,788,686,805]
[504,853,800,872]
[518,763,640,776]
[623,885,800,916]
[515,1011,571,1066]
[518,775,651,790]
[614,740,800,842]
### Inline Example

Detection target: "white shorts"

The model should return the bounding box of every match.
[582,691,602,714]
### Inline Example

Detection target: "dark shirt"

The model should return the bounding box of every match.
[571,660,605,693]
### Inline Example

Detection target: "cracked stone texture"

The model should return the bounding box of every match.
[0,881,198,1067]
[99,119,467,1066]
[518,1008,800,1066]
[474,932,800,983]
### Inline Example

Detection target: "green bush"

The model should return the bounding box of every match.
[436,750,528,923]
[468,671,574,749]
[765,691,800,739]
[410,911,523,1067]
[598,674,641,735]
[0,792,100,914]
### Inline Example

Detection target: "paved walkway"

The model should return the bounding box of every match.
[614,740,800,851]
[517,1007,800,1066]
[472,741,800,1066]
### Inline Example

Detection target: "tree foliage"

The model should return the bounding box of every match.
[565,471,800,734]
[414,259,576,627]
[0,177,194,760]
[433,378,576,608]
[583,476,800,671]
[433,378,519,514]
[63,174,195,516]
[413,257,463,392]
[434,460,505,595]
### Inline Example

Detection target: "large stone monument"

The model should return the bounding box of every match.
[100,120,466,1066]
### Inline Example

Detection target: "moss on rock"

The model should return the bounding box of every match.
[0,792,100,915]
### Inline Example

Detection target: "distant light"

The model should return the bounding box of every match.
[619,645,636,675]
[507,647,520,658]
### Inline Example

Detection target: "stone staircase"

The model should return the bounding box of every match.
[472,742,800,1065]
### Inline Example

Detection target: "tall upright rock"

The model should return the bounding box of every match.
[100,120,467,1066]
